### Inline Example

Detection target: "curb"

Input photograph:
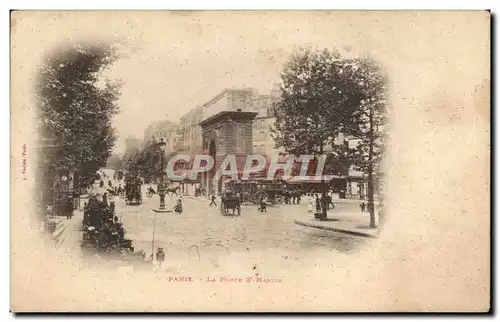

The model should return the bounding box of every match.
[294,220,378,238]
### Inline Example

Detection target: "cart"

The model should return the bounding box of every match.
[221,194,241,216]
[125,175,142,205]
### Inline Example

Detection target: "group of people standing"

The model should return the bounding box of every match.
[307,191,335,214]
[283,191,303,204]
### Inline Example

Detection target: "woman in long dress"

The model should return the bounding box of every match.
[307,194,314,212]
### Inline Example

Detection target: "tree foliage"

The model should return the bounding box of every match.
[324,140,358,176]
[271,47,389,227]
[271,48,364,156]
[36,42,122,189]
[346,57,388,174]
[123,138,167,183]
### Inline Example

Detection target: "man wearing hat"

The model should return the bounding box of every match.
[65,196,73,220]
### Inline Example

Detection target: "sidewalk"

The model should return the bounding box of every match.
[57,210,84,254]
[293,206,380,238]
[331,198,381,206]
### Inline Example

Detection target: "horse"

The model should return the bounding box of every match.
[146,186,156,198]
[166,186,181,196]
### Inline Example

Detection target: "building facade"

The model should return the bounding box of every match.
[174,88,265,155]
[250,92,283,156]
[202,88,256,120]
[35,138,76,219]
[143,120,178,151]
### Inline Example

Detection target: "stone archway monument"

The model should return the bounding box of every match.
[198,110,257,197]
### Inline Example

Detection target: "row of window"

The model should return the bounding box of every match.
[253,145,267,153]
[253,119,268,130]
[252,130,268,141]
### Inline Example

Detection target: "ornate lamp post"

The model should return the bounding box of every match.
[156,138,167,211]
[151,137,170,264]
[152,137,170,215]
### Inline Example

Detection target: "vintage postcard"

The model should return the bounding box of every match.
[10,11,490,312]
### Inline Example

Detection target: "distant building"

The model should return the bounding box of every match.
[143,120,178,150]
[175,108,203,155]
[201,88,256,120]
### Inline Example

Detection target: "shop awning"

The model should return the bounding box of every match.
[286,175,342,184]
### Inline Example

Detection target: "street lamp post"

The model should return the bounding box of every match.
[151,137,171,264]
[157,138,167,211]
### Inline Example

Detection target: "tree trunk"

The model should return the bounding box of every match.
[368,105,376,228]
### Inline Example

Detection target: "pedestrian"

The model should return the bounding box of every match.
[328,191,335,209]
[259,197,267,212]
[156,248,165,269]
[360,202,366,213]
[321,194,328,219]
[307,194,314,213]
[66,197,73,220]
[210,194,217,207]
[315,195,321,213]
[175,197,183,214]
[103,192,108,207]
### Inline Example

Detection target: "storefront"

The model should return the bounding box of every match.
[35,140,70,218]
[345,174,366,200]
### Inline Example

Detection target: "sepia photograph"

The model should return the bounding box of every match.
[10,10,490,312]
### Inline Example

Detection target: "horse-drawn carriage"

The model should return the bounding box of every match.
[220,192,241,216]
[124,174,142,205]
[226,179,287,204]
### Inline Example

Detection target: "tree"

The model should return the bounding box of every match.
[271,48,365,156]
[36,42,123,190]
[271,47,388,227]
[272,48,334,156]
[346,57,388,228]
[123,138,163,183]
[324,139,357,176]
